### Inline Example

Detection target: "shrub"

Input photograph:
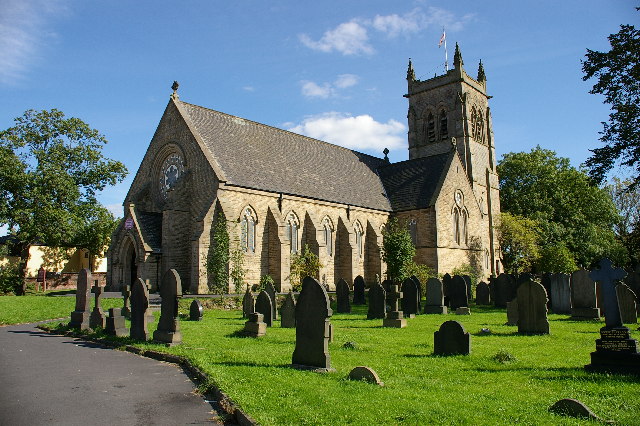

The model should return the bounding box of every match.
[0,263,22,295]
[289,245,322,292]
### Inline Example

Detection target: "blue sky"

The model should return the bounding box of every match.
[1,0,637,219]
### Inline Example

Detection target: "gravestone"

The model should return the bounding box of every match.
[69,268,91,330]
[585,259,640,374]
[624,264,640,299]
[541,273,552,309]
[410,275,422,312]
[130,278,151,341]
[462,275,473,302]
[121,284,131,319]
[517,279,550,334]
[353,275,366,305]
[550,273,571,314]
[242,287,255,319]
[255,290,274,327]
[336,278,351,313]
[367,282,386,319]
[571,268,600,320]
[243,312,267,337]
[434,320,470,356]
[348,366,384,386]
[89,281,106,329]
[475,282,490,305]
[292,277,334,371]
[493,273,516,308]
[401,278,419,318]
[449,275,469,310]
[424,278,447,314]
[442,273,452,307]
[616,283,637,324]
[265,281,278,320]
[506,300,519,326]
[281,291,296,328]
[105,308,127,337]
[190,299,203,321]
[153,269,182,346]
[383,285,407,328]
[381,279,393,293]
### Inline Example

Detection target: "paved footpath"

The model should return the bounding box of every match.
[0,322,227,425]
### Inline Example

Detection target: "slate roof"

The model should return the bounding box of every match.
[136,211,162,251]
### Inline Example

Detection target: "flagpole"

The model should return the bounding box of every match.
[443,28,448,72]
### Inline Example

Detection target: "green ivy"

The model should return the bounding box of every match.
[207,213,229,294]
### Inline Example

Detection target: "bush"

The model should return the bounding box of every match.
[289,245,322,292]
[0,263,22,295]
[257,274,274,292]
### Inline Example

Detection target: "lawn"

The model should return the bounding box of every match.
[6,294,639,424]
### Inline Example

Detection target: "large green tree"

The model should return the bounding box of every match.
[498,147,626,269]
[497,212,541,274]
[382,218,415,284]
[0,109,127,286]
[582,11,640,188]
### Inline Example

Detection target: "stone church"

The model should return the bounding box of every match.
[107,45,501,293]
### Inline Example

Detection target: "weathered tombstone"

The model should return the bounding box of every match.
[281,291,296,328]
[255,290,274,327]
[401,278,419,318]
[89,281,106,329]
[506,300,519,326]
[616,283,637,324]
[190,299,203,321]
[121,284,131,319]
[381,279,393,293]
[550,273,571,315]
[434,320,470,356]
[541,273,553,309]
[265,281,278,320]
[243,312,267,337]
[353,275,366,305]
[424,278,447,314]
[336,278,351,313]
[585,259,640,374]
[493,273,515,308]
[462,275,473,302]
[105,308,127,337]
[442,273,452,307]
[69,269,91,330]
[410,275,422,312]
[449,275,469,310]
[517,279,550,334]
[292,276,334,372]
[624,264,640,297]
[571,268,601,320]
[348,366,384,386]
[153,269,182,346]
[367,281,386,319]
[242,286,255,319]
[383,285,407,328]
[130,278,150,341]
[475,281,490,305]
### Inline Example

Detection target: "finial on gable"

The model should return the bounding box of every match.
[477,60,486,83]
[454,43,463,69]
[383,147,390,163]
[171,81,180,99]
[407,58,415,82]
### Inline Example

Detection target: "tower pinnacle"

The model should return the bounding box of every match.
[407,58,415,81]
[453,43,463,69]
[477,60,486,82]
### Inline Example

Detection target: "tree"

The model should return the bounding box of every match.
[381,218,415,284]
[498,147,626,268]
[206,213,229,294]
[607,177,640,265]
[0,109,127,292]
[497,212,540,274]
[582,12,640,188]
[289,245,322,291]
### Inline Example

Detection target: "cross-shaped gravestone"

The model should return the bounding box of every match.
[89,281,106,329]
[590,258,626,328]
[383,285,407,328]
[122,284,131,319]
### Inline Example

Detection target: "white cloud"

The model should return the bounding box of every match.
[299,20,373,55]
[372,9,424,38]
[334,74,359,89]
[0,0,68,86]
[287,112,406,152]
[242,86,255,92]
[300,74,360,99]
[105,203,124,219]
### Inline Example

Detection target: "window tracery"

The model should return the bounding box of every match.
[240,207,256,253]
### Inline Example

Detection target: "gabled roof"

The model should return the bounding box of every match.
[136,210,162,251]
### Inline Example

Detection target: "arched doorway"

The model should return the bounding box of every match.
[121,238,137,290]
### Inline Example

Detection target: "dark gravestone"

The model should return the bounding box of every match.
[121,284,131,319]
[449,275,469,310]
[493,273,515,308]
[367,282,386,319]
[353,275,366,305]
[410,275,422,312]
[89,281,106,329]
[517,279,550,334]
[244,312,267,337]
[442,273,452,307]
[190,299,203,321]
[69,269,91,330]
[281,291,296,328]
[506,300,518,326]
[381,279,393,293]
[105,308,127,337]
[424,278,447,314]
[550,273,571,314]
[336,278,351,313]
[616,284,637,324]
[255,290,274,327]
[401,278,419,318]
[434,320,470,356]
[475,282,490,305]
[585,259,640,374]
[624,264,640,298]
[292,277,334,372]
[383,285,407,328]
[462,275,473,302]
[571,268,600,320]
[242,287,255,319]
[541,273,552,309]
[130,278,151,341]
[265,281,278,320]
[153,269,182,346]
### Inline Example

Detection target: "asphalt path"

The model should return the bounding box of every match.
[0,322,226,425]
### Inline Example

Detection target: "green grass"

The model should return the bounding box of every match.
[0,294,121,325]
[31,298,640,424]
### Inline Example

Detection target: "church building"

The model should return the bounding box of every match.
[107,45,502,293]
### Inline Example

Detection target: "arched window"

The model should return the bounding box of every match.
[408,219,417,246]
[354,221,364,258]
[439,110,448,140]
[485,249,490,270]
[461,209,468,246]
[476,113,484,144]
[453,208,461,245]
[240,207,256,253]
[426,113,436,143]
[323,217,333,256]
[286,213,299,254]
